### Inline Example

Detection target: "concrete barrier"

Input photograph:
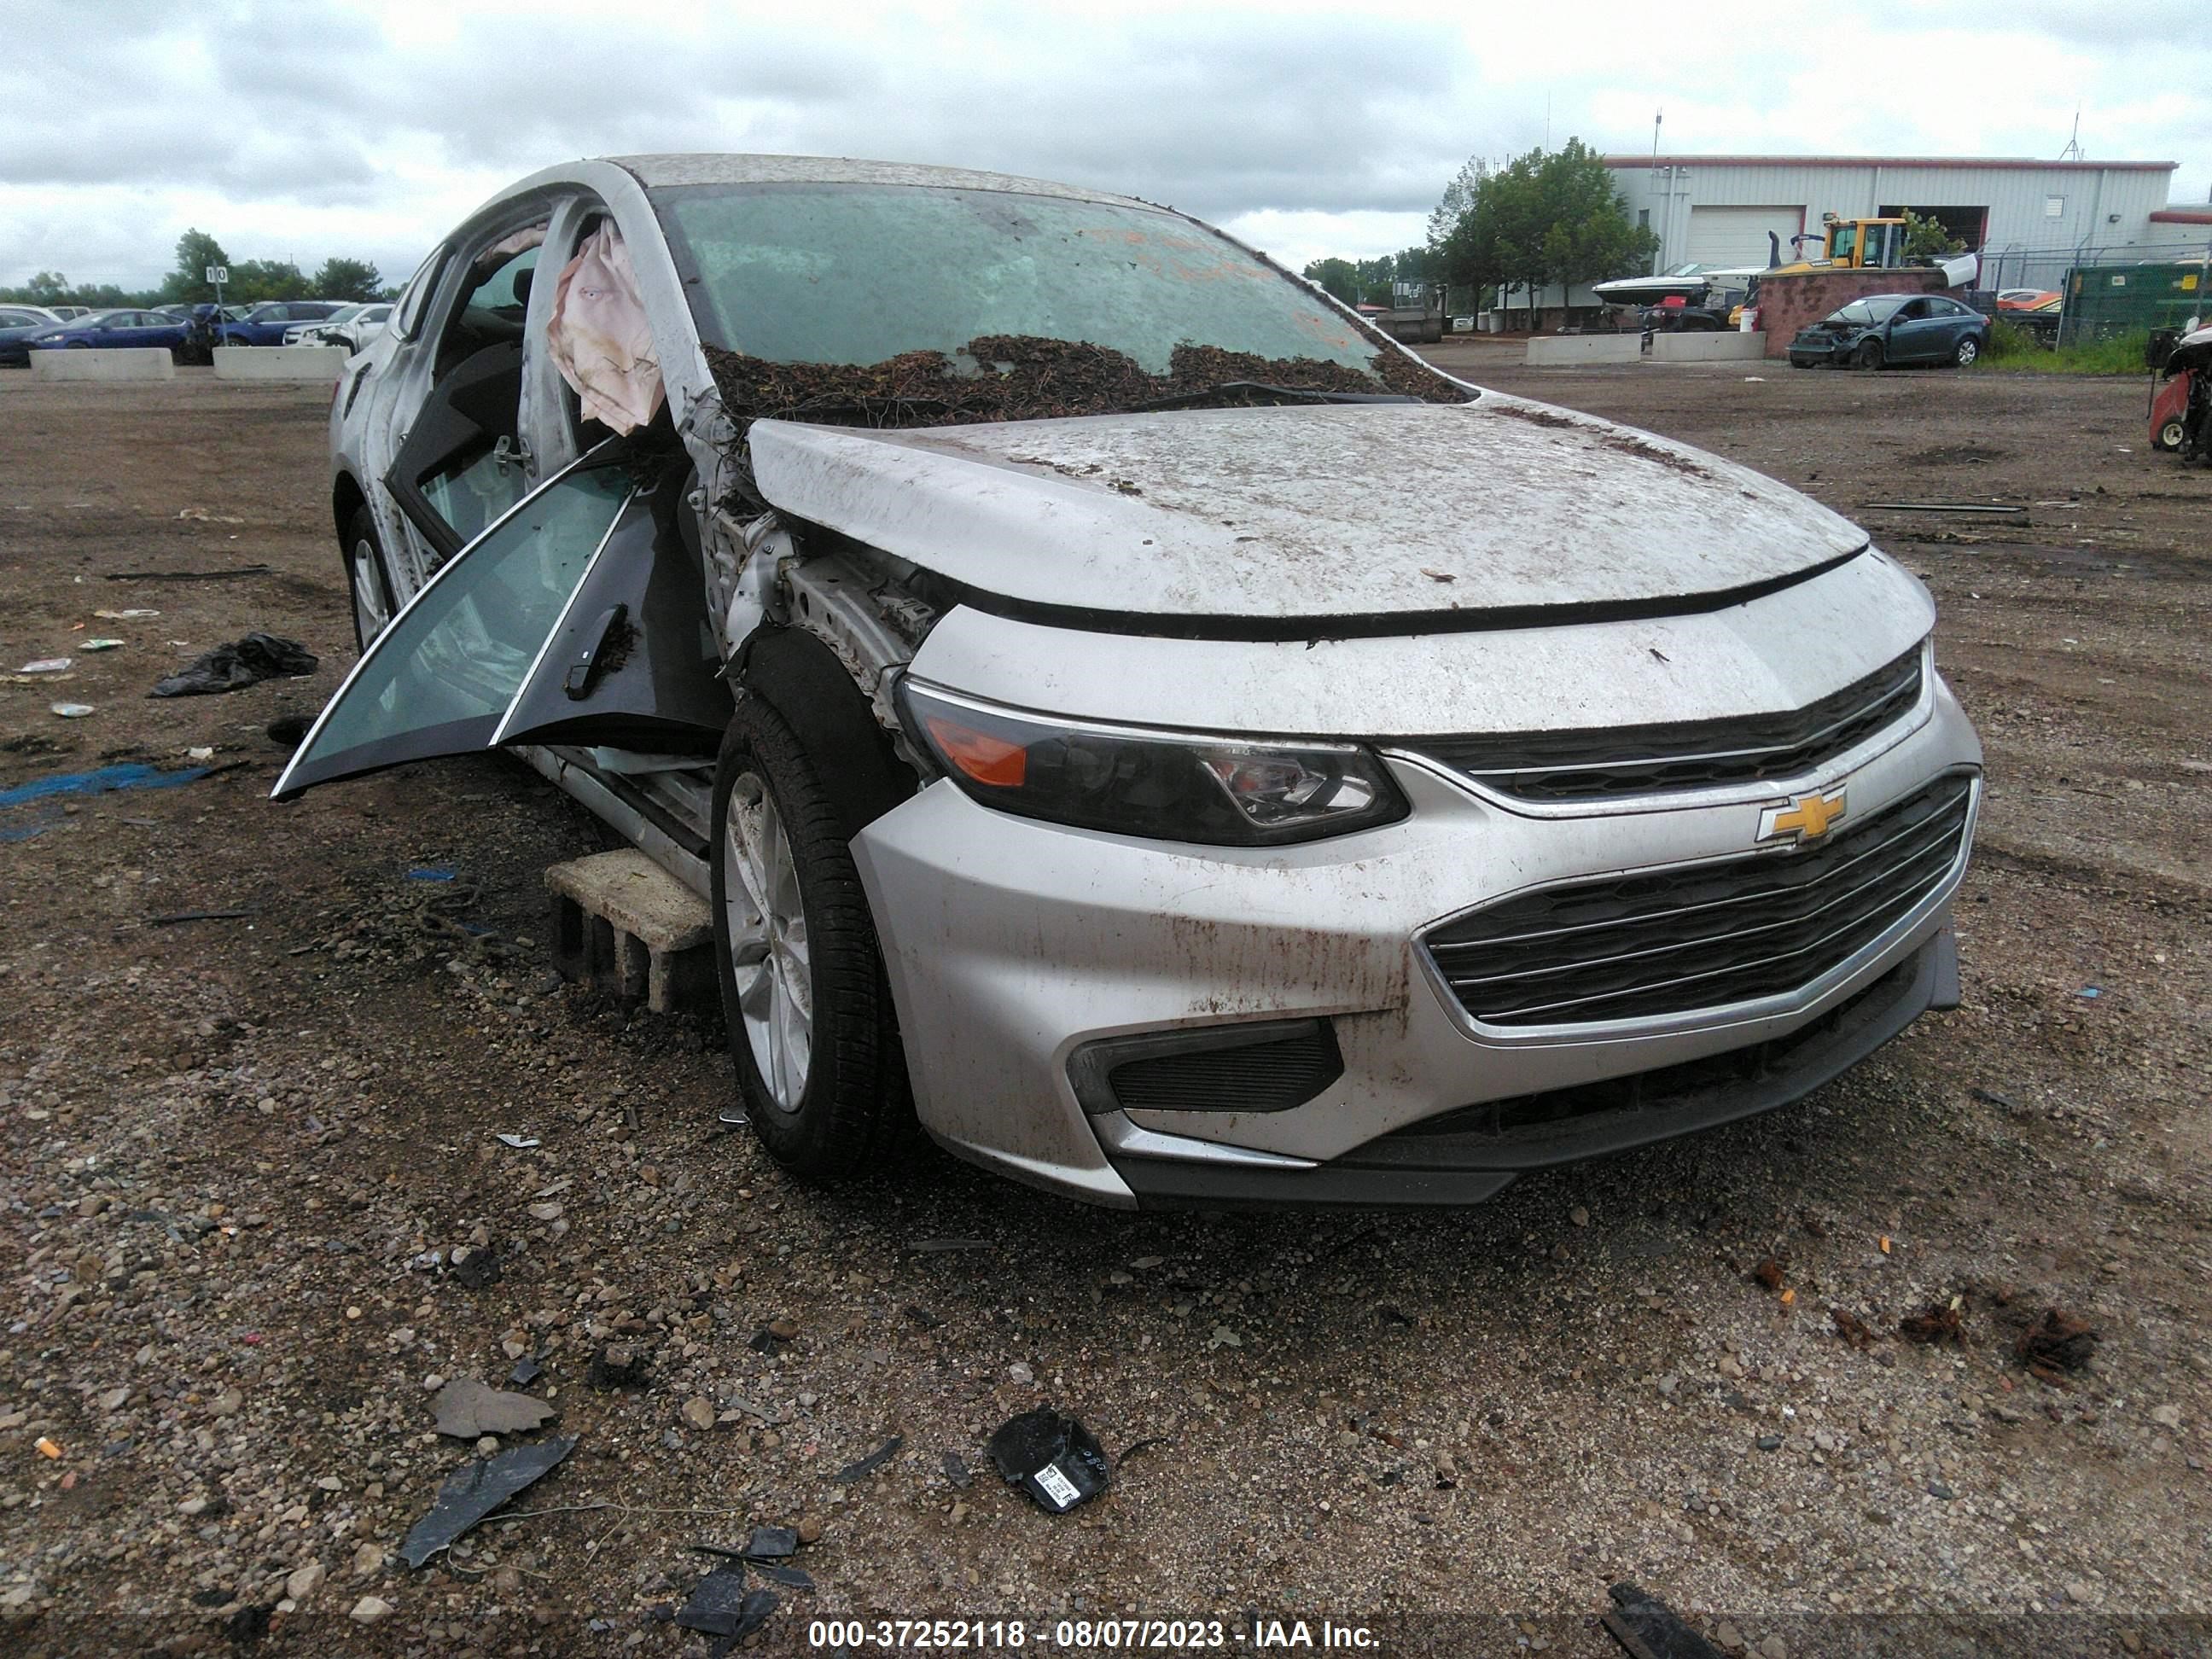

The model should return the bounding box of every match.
[1524,334,1641,365]
[31,347,176,383]
[212,346,346,383]
[1651,332,1768,362]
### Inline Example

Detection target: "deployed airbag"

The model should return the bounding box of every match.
[547,225,664,434]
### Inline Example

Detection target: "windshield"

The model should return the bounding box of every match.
[1831,296,1907,326]
[654,182,1463,423]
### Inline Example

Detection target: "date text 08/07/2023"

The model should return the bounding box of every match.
[804,1617,1382,1649]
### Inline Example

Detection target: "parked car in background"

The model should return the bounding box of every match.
[1787,293,1989,370]
[288,303,392,352]
[218,300,348,346]
[1996,289,2061,311]
[288,153,1981,1209]
[0,304,64,366]
[25,308,196,358]
[45,305,92,320]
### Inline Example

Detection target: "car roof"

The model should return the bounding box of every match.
[605,152,1152,210]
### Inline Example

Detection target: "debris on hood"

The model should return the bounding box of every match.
[430,1377,554,1438]
[148,632,317,698]
[987,1407,1109,1514]
[831,1435,903,1483]
[2017,1308,2100,1380]
[1600,1580,1726,1659]
[399,1433,577,1569]
[704,332,1461,454]
[548,224,664,435]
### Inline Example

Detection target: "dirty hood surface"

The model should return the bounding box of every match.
[744,398,1866,625]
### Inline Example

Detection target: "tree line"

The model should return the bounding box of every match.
[1304,139,1658,329]
[0,229,396,311]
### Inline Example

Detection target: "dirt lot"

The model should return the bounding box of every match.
[1,360,2207,1657]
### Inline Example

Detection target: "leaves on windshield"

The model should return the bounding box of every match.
[702,334,1465,432]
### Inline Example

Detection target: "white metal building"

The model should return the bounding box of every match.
[1605,155,2194,294]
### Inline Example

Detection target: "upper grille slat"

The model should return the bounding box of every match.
[1423,772,1974,1028]
[1406,645,1925,803]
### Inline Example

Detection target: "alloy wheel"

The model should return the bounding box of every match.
[721,774,812,1111]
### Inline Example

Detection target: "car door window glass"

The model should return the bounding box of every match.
[274,459,633,798]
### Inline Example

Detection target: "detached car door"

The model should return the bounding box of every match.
[273,448,636,799]
[273,445,729,800]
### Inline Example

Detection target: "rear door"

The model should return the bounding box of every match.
[273,447,635,800]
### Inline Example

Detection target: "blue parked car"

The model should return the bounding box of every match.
[0,304,64,367]
[217,300,348,346]
[25,308,197,358]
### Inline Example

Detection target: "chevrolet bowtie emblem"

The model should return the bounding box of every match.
[1760,787,1848,846]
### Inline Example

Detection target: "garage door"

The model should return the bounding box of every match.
[1685,205,1804,267]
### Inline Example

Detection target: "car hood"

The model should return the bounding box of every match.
[744,396,1866,626]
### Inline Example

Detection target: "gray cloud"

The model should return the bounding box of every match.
[1,1,2203,290]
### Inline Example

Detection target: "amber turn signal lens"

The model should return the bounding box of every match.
[924,715,1029,788]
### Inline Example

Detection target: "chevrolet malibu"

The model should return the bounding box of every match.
[280,154,1982,1208]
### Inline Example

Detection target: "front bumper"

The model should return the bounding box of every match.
[853,679,1981,1209]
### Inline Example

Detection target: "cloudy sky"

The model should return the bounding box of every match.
[4,0,2206,292]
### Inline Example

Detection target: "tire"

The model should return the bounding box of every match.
[1853,340,1884,372]
[341,506,396,654]
[1953,335,1981,368]
[710,693,908,1181]
[2156,417,2186,452]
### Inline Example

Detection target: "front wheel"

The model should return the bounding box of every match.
[1854,340,1884,372]
[1953,335,1982,367]
[341,506,396,653]
[710,694,909,1180]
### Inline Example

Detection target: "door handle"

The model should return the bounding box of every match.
[563,602,629,700]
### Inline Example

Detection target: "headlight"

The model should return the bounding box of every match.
[898,681,1407,847]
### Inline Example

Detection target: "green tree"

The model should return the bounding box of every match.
[1429,138,1656,330]
[162,229,232,304]
[226,259,309,303]
[311,256,383,300]
[1901,210,1965,259]
[1301,257,1362,306]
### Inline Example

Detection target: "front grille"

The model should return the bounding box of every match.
[1423,771,1973,1028]
[1405,645,1924,802]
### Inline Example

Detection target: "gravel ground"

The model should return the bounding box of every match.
[0,364,2206,1657]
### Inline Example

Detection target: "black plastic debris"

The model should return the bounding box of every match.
[676,1567,778,1641]
[224,1602,273,1644]
[942,1451,972,1488]
[748,1317,797,1354]
[987,1407,1109,1514]
[752,1562,813,1591]
[741,1525,796,1559]
[905,1305,944,1330]
[450,1247,502,1290]
[149,633,317,699]
[586,1343,646,1390]
[265,713,311,748]
[399,1434,577,1569]
[1601,1582,1725,1659]
[509,1356,543,1388]
[832,1435,903,1483]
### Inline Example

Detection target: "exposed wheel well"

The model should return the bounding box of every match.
[735,626,918,841]
[332,471,368,547]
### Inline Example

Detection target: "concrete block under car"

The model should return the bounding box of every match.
[212,345,345,382]
[32,346,175,382]
[544,848,715,1014]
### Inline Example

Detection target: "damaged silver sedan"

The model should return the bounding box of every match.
[282,154,1982,1208]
